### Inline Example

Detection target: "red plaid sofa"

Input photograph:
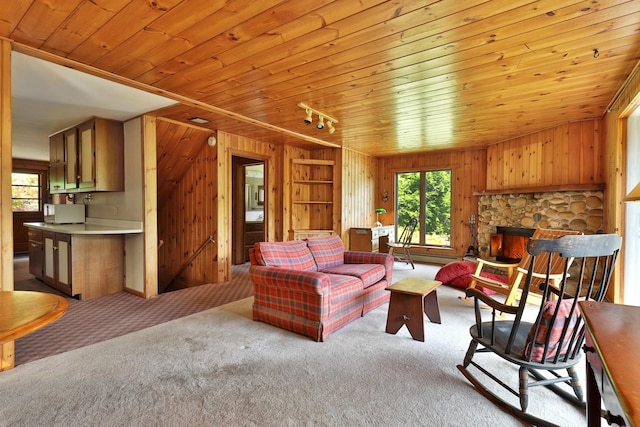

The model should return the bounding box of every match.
[249,235,393,341]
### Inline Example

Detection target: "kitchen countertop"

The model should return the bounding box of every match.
[24,218,143,235]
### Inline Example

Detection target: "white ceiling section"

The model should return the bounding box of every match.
[11,51,177,161]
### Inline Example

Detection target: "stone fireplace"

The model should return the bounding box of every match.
[476,190,604,259]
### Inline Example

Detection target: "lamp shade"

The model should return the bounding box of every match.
[375,208,386,214]
[624,182,640,202]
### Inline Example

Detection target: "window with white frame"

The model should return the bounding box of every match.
[625,108,640,306]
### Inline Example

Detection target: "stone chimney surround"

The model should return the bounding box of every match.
[476,190,604,259]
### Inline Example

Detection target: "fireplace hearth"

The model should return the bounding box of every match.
[490,226,535,263]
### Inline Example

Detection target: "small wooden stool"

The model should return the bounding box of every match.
[385,278,442,342]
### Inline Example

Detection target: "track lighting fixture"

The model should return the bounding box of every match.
[297,102,338,134]
[304,108,313,124]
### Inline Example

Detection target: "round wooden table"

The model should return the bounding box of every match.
[0,291,67,371]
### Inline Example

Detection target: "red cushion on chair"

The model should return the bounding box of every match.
[525,298,579,362]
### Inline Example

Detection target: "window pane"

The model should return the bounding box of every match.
[396,172,420,243]
[395,170,452,247]
[424,170,451,246]
[11,172,41,212]
[13,199,40,212]
[12,172,39,186]
[12,186,39,199]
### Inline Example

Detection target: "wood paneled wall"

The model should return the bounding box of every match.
[486,120,604,191]
[156,140,215,290]
[341,148,378,246]
[157,127,283,288]
[378,149,487,258]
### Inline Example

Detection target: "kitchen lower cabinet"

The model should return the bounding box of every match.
[28,229,44,279]
[41,232,124,300]
[43,232,72,296]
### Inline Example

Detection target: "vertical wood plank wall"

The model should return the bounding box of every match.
[157,129,282,287]
[156,140,214,289]
[378,149,487,258]
[486,120,604,190]
[341,148,378,246]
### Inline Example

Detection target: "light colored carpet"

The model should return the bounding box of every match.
[0,276,585,427]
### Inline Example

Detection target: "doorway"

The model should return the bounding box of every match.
[232,156,265,265]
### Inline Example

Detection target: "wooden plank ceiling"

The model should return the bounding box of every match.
[2,0,640,157]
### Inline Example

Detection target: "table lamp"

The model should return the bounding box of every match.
[375,208,386,227]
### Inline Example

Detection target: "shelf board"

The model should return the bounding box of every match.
[293,180,333,184]
[474,183,605,196]
[292,159,334,166]
[293,201,333,204]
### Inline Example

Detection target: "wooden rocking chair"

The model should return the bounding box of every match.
[463,228,582,307]
[387,217,418,269]
[457,233,622,427]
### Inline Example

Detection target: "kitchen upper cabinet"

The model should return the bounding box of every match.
[49,117,124,193]
[77,119,95,190]
[49,132,65,193]
[64,127,78,191]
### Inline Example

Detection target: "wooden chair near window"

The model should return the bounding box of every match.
[387,218,418,269]
[457,233,622,426]
[462,228,582,308]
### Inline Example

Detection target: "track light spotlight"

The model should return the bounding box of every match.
[297,102,338,134]
[304,108,313,124]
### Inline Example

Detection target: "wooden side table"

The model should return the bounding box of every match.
[0,291,68,371]
[385,278,442,342]
[350,226,395,252]
[579,301,639,427]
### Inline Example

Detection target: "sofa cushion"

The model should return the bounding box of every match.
[320,263,386,288]
[306,235,345,270]
[254,241,317,271]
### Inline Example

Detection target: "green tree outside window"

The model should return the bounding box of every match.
[12,172,41,212]
[396,170,451,246]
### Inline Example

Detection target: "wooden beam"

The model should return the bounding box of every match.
[142,115,158,298]
[0,38,14,370]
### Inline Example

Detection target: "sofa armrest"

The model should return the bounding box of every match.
[344,251,394,280]
[249,265,330,295]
